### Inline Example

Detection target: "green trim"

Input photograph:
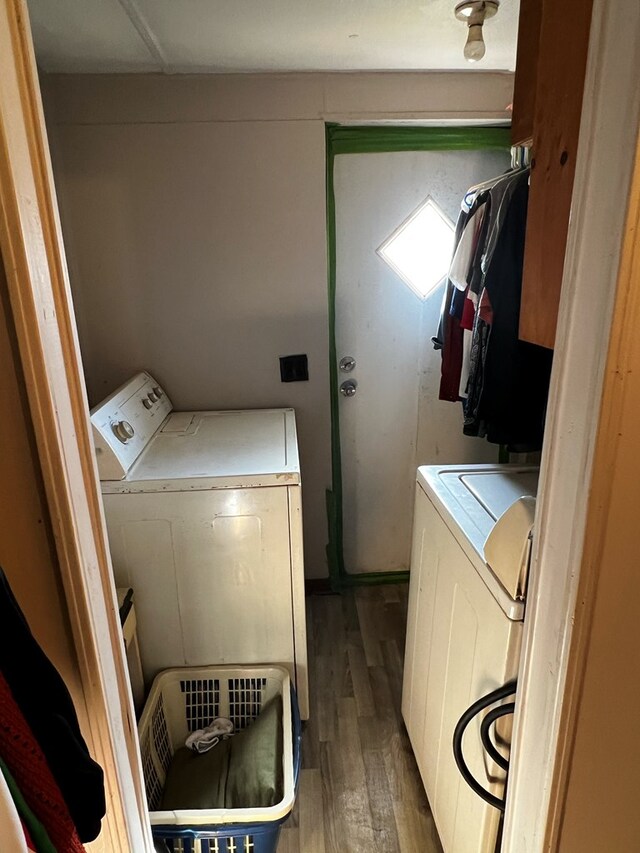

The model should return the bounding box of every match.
[325,123,344,593]
[327,124,511,156]
[325,123,511,591]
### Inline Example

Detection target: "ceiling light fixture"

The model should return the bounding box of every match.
[455,1,499,63]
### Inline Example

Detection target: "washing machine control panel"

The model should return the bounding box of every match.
[90,371,173,480]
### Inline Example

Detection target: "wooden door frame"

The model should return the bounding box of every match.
[0,1,153,850]
[1,0,639,849]
[502,0,640,848]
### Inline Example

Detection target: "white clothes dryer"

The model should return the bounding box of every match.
[402,464,538,853]
[90,371,308,718]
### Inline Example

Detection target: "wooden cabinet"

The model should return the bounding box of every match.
[513,0,594,349]
[510,0,542,147]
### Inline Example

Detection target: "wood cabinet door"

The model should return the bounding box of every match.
[518,0,594,349]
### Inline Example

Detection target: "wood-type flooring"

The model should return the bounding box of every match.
[280,585,443,853]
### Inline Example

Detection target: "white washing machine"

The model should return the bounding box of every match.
[90,371,308,718]
[402,463,538,853]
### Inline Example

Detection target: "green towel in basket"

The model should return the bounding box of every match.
[160,694,283,811]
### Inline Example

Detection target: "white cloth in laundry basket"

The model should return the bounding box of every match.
[185,717,234,754]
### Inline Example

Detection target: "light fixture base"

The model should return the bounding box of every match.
[455,1,499,22]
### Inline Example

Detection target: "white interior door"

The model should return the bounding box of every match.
[334,148,508,574]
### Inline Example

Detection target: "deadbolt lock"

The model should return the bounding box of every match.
[339,356,356,372]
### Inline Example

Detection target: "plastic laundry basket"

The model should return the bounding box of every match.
[138,664,302,853]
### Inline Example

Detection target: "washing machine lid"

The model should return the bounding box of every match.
[417,464,539,620]
[101,408,300,493]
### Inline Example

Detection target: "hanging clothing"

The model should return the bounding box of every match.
[471,173,553,450]
[436,193,489,402]
[0,567,105,842]
[459,197,492,399]
[448,202,487,291]
[480,170,527,277]
[0,671,86,853]
[432,210,467,352]
[0,756,29,853]
[436,166,552,451]
[433,211,468,401]
[0,759,56,853]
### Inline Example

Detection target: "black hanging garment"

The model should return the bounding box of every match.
[464,172,553,451]
[0,567,106,842]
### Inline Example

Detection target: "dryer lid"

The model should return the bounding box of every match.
[417,464,539,618]
[484,496,536,601]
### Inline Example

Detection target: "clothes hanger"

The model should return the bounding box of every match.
[463,171,516,210]
[463,147,530,210]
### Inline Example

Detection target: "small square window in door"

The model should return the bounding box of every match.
[377,196,455,299]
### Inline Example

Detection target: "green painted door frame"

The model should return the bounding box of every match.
[325,124,511,591]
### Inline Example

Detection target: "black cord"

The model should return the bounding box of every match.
[452,680,517,813]
[480,702,515,773]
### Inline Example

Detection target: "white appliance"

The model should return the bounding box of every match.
[402,463,538,853]
[90,371,308,719]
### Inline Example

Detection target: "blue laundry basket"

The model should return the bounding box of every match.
[139,665,302,853]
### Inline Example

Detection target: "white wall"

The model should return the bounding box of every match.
[43,71,513,578]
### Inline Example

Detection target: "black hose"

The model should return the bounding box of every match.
[480,702,515,773]
[452,680,517,813]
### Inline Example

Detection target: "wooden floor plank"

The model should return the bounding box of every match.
[337,697,377,849]
[360,732,402,853]
[285,585,443,853]
[382,637,406,709]
[278,826,299,853]
[382,584,402,604]
[347,641,375,717]
[342,589,361,632]
[385,599,410,650]
[299,769,326,853]
[354,590,384,666]
[319,740,347,853]
[314,653,337,744]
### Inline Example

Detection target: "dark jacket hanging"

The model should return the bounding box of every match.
[0,567,106,842]
[470,172,553,450]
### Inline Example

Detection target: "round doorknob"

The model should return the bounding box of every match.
[340,380,357,397]
[112,420,135,443]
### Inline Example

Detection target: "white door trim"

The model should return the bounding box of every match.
[0,1,153,849]
[502,1,640,849]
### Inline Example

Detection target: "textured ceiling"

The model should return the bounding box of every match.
[27,0,519,74]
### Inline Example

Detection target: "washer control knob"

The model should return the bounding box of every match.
[142,398,153,410]
[147,391,159,403]
[112,420,135,443]
[153,386,164,398]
